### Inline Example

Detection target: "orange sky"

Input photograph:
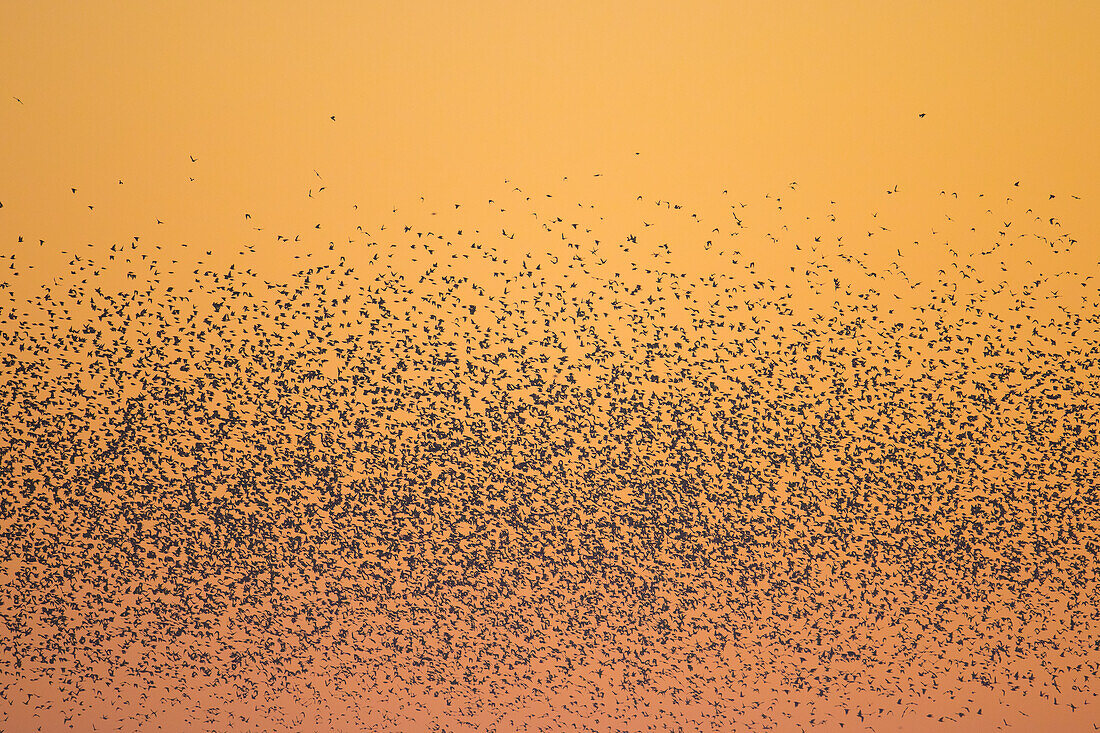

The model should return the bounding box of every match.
[2,0,1098,257]
[2,3,1100,732]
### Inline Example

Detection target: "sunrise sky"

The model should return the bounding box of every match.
[2,3,1099,732]
[2,1,1097,258]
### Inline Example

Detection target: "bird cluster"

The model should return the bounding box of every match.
[0,173,1098,732]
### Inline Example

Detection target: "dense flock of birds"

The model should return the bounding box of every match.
[1,168,1099,731]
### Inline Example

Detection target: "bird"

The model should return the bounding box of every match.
[0,172,1093,732]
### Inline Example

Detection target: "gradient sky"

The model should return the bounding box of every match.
[2,3,1100,732]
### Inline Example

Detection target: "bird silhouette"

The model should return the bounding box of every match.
[0,176,1094,732]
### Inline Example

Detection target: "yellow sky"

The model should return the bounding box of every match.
[2,1,1097,243]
